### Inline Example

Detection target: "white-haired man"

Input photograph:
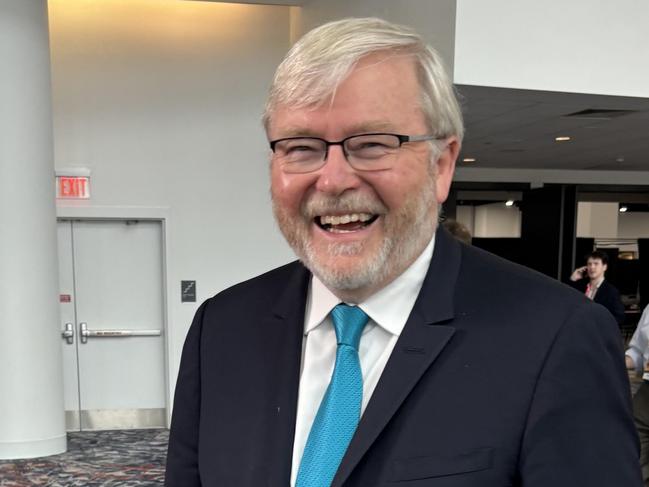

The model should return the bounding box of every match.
[166,18,641,487]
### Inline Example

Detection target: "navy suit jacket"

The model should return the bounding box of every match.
[166,228,641,486]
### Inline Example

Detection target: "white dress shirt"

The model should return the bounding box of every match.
[585,277,604,300]
[290,235,436,486]
[626,304,649,380]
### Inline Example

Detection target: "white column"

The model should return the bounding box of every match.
[0,0,66,459]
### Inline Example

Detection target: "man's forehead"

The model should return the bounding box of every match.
[271,119,400,138]
[268,90,424,138]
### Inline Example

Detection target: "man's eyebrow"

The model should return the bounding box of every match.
[275,122,398,139]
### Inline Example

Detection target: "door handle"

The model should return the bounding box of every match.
[80,322,88,344]
[61,323,74,345]
[79,322,160,344]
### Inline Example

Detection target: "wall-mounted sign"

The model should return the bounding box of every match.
[56,176,90,199]
[181,280,196,303]
[60,294,72,303]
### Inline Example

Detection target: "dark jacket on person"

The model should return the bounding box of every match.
[166,227,641,486]
[569,278,626,325]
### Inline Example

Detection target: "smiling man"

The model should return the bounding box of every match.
[166,18,641,487]
[268,49,458,305]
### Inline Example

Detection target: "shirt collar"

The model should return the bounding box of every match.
[304,233,436,337]
[304,277,340,335]
[591,277,605,288]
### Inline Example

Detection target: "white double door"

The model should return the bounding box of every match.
[57,219,167,431]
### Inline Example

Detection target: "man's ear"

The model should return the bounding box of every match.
[434,136,460,204]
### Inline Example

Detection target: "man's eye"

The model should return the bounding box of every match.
[352,141,395,154]
[348,135,399,153]
[285,144,319,153]
[356,141,390,150]
[277,139,322,157]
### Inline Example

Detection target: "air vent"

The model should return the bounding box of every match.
[563,108,637,120]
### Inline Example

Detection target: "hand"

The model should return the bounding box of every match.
[625,355,635,370]
[570,266,587,281]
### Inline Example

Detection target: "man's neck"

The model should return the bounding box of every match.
[589,276,604,287]
[331,283,382,305]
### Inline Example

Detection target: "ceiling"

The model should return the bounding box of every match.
[457,85,649,172]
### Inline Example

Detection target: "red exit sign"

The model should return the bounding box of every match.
[56,176,90,199]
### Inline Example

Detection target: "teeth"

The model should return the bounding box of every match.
[329,227,356,234]
[319,213,374,226]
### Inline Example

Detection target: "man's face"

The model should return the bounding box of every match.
[587,257,607,281]
[267,52,458,300]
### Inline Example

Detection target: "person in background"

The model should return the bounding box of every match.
[570,250,626,325]
[626,304,649,486]
[441,218,472,245]
[165,17,641,487]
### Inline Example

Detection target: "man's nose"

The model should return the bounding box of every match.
[314,145,362,195]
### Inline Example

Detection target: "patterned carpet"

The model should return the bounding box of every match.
[0,429,168,487]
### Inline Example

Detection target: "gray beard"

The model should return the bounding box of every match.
[272,181,437,294]
[304,239,391,291]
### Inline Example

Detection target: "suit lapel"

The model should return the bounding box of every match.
[261,263,311,487]
[332,228,462,487]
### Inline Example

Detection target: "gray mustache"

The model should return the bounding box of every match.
[301,194,387,218]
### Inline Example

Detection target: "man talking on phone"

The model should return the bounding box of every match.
[570,250,626,325]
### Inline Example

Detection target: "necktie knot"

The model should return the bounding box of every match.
[331,304,369,350]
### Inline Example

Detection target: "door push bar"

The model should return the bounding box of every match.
[79,322,161,344]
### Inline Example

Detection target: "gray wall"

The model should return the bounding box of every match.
[49,0,294,401]
[293,0,457,73]
[454,0,649,97]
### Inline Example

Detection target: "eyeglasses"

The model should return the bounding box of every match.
[269,133,443,173]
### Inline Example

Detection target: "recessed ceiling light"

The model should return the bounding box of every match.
[619,206,628,213]
[616,156,625,163]
[555,136,571,142]
[463,158,476,163]
[505,200,515,207]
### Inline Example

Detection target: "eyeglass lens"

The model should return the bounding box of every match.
[274,134,402,173]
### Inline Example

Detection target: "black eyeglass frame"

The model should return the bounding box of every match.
[269,133,443,156]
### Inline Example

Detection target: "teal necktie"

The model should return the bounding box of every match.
[296,304,369,487]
